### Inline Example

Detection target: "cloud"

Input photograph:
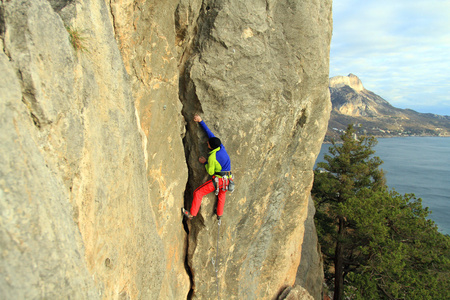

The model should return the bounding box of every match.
[330,0,450,115]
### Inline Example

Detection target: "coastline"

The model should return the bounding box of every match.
[323,133,450,144]
[316,137,450,235]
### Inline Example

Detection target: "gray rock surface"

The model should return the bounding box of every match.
[0,36,98,300]
[179,0,332,298]
[0,2,97,298]
[278,285,315,300]
[108,0,191,297]
[295,196,325,300]
[2,0,166,298]
[1,0,331,299]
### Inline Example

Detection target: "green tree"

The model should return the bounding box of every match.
[313,124,450,299]
[343,189,450,299]
[313,124,385,300]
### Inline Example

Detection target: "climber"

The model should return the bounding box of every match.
[182,114,232,221]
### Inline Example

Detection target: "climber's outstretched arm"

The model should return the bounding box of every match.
[194,114,215,139]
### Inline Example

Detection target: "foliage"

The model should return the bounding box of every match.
[313,124,450,299]
[66,26,88,52]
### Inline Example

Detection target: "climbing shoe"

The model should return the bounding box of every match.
[182,208,193,220]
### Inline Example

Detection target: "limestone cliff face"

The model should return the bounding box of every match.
[327,74,450,141]
[1,0,169,298]
[329,73,364,92]
[0,0,331,299]
[329,74,398,117]
[178,1,332,298]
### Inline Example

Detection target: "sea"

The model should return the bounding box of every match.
[315,137,450,236]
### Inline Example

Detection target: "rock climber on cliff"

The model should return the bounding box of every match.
[182,114,233,221]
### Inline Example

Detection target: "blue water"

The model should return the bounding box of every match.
[315,137,450,235]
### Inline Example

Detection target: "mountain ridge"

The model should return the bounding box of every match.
[326,74,450,142]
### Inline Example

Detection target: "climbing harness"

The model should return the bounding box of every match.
[211,218,221,300]
[213,171,235,194]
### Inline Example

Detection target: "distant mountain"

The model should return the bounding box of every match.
[326,74,450,142]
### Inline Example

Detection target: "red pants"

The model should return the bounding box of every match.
[190,178,227,217]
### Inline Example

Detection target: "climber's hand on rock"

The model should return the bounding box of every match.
[194,114,202,123]
[199,156,206,164]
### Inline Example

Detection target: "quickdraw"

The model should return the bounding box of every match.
[214,176,220,195]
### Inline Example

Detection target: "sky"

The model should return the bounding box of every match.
[330,0,450,116]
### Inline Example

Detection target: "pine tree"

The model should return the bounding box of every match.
[313,124,385,300]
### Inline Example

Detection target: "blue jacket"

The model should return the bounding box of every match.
[199,120,231,175]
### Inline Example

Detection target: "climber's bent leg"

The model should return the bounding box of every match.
[216,186,227,217]
[191,180,215,216]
